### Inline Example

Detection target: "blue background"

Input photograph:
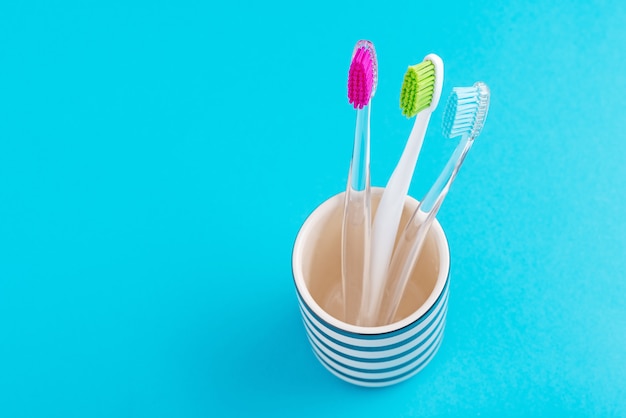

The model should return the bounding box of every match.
[1,1,625,416]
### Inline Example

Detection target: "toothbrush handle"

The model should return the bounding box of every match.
[365,110,431,325]
[379,135,474,324]
[342,105,371,325]
[377,205,432,325]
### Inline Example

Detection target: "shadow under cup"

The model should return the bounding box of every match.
[292,188,450,387]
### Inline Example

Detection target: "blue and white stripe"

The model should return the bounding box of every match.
[295,276,449,387]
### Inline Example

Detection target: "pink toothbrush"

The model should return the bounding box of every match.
[342,40,377,325]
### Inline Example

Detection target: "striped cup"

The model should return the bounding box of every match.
[292,188,450,387]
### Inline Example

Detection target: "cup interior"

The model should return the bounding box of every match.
[292,188,450,334]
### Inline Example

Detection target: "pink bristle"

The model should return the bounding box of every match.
[348,46,374,109]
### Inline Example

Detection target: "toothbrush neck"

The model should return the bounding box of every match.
[349,104,371,192]
[420,134,474,214]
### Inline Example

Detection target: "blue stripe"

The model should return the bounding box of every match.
[298,287,448,352]
[301,298,446,363]
[301,294,447,362]
[316,334,445,387]
[295,273,449,341]
[300,289,448,354]
[312,324,445,385]
[307,311,446,374]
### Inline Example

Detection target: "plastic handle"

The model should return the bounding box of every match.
[341,104,372,325]
[364,109,431,325]
[379,134,474,324]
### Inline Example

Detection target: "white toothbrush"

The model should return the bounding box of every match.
[364,54,444,326]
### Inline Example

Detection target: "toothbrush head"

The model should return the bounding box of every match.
[399,53,444,117]
[348,40,378,109]
[442,82,491,139]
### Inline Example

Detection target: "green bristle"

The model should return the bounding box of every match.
[399,60,436,118]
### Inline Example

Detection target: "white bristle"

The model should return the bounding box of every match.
[442,82,490,139]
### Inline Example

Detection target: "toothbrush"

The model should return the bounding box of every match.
[342,40,377,325]
[377,82,491,325]
[364,54,443,325]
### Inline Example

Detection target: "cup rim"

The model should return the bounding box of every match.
[292,188,450,335]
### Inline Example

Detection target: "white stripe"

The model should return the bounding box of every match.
[297,286,448,349]
[300,299,445,361]
[312,327,445,387]
[307,310,447,371]
[309,315,445,381]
